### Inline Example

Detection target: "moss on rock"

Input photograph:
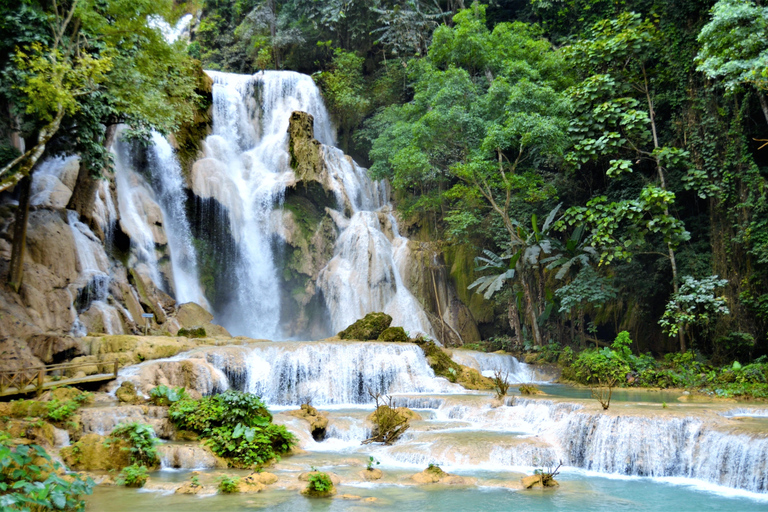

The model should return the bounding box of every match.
[377,326,408,342]
[338,313,393,340]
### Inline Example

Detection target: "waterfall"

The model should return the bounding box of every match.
[450,350,542,382]
[194,70,433,339]
[113,135,165,288]
[147,132,208,308]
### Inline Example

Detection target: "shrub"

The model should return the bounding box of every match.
[169,390,295,467]
[218,475,240,493]
[149,385,188,406]
[0,432,94,510]
[109,423,159,467]
[116,463,149,488]
[492,370,510,400]
[306,472,333,493]
[46,391,93,423]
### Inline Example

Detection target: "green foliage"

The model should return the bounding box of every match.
[306,472,333,493]
[0,432,95,510]
[696,0,768,93]
[217,475,240,493]
[116,463,149,488]
[315,49,370,142]
[169,390,295,467]
[109,423,159,467]
[568,332,635,384]
[366,456,380,471]
[148,385,188,406]
[46,391,93,423]
[659,276,730,337]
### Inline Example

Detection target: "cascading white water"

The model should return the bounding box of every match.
[202,342,461,405]
[67,210,123,334]
[194,70,433,338]
[147,132,208,307]
[450,350,540,382]
[192,71,331,337]
[113,135,165,288]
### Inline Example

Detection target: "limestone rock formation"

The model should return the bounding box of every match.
[60,433,132,471]
[377,326,408,342]
[339,312,392,340]
[26,334,83,364]
[0,336,44,373]
[410,465,473,485]
[115,381,142,404]
[289,403,329,441]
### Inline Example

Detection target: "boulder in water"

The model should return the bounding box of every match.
[360,468,383,481]
[115,381,141,404]
[60,433,132,471]
[377,326,408,342]
[521,474,559,489]
[410,465,471,485]
[289,404,329,441]
[338,312,392,340]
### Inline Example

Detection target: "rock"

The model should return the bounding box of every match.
[25,210,79,286]
[115,381,141,404]
[79,405,172,439]
[175,481,205,494]
[31,174,73,209]
[360,468,383,481]
[298,471,340,485]
[288,111,324,184]
[521,474,559,489]
[365,405,419,443]
[176,302,213,327]
[238,473,267,493]
[288,404,329,441]
[519,384,544,395]
[0,337,45,374]
[159,443,227,469]
[255,472,278,485]
[377,326,408,342]
[49,387,89,403]
[411,465,471,485]
[338,494,362,500]
[26,334,83,364]
[60,433,132,471]
[3,419,56,448]
[338,312,392,340]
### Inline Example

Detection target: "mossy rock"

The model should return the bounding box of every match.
[60,433,132,471]
[417,339,463,382]
[178,326,206,338]
[377,326,408,342]
[339,312,392,341]
[115,381,141,404]
[519,384,543,395]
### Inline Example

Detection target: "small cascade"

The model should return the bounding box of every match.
[147,132,208,307]
[149,13,193,44]
[30,155,78,208]
[113,136,165,288]
[67,210,123,334]
[450,350,542,382]
[197,342,461,405]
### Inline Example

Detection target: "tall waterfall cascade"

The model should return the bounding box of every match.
[191,70,434,339]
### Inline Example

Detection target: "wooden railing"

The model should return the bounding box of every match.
[0,360,119,397]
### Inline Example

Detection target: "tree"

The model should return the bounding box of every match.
[659,275,730,344]
[563,12,693,351]
[696,0,768,125]
[1,0,200,291]
[555,266,617,347]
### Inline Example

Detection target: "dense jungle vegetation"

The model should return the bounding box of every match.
[2,0,768,374]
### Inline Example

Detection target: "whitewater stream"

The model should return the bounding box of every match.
[83,343,768,511]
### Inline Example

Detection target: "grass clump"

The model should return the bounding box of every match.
[109,422,159,467]
[116,463,149,488]
[218,475,240,493]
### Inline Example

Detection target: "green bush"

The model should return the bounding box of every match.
[0,432,94,510]
[116,463,149,488]
[218,475,240,493]
[306,472,333,493]
[149,385,188,406]
[47,392,92,423]
[169,390,295,467]
[109,423,159,467]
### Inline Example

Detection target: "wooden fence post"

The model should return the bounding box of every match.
[37,369,44,395]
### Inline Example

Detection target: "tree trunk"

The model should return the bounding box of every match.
[508,296,522,349]
[758,93,768,127]
[644,71,685,352]
[522,279,542,346]
[8,176,31,292]
[66,123,117,237]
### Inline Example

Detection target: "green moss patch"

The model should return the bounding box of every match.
[339,312,393,340]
